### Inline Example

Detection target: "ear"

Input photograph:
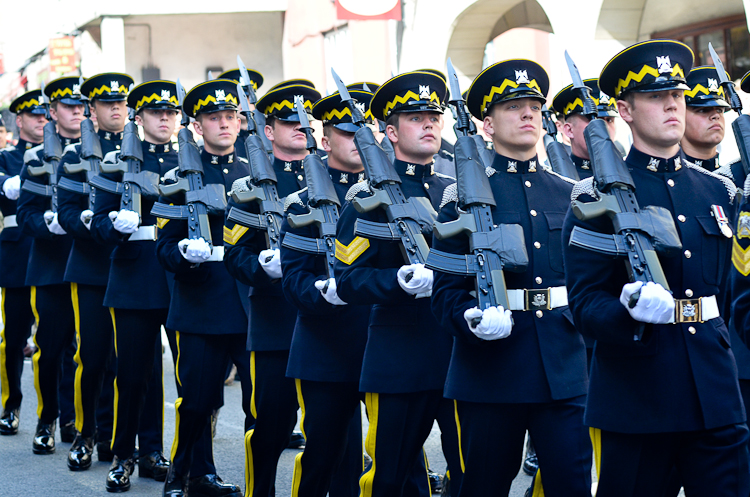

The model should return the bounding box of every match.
[483,115,494,137]
[134,114,144,127]
[386,123,398,144]
[15,115,22,129]
[49,106,59,122]
[264,124,274,142]
[617,100,633,124]
[321,135,332,152]
[562,121,575,140]
[192,119,204,137]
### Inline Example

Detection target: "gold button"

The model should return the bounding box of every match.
[223,168,229,174]
[535,277,542,284]
[534,241,541,249]
[116,145,121,149]
[667,179,675,187]
[678,215,686,222]
[525,181,531,187]
[685,289,693,297]
[530,210,537,216]
[158,158,164,163]
[298,175,304,181]
[535,310,543,318]
[424,183,429,189]
[688,326,696,334]
[684,250,691,258]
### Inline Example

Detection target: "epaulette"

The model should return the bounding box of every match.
[715,162,735,183]
[571,177,597,201]
[545,169,578,185]
[102,150,120,164]
[62,143,79,156]
[345,181,371,202]
[239,157,249,163]
[162,167,179,183]
[23,145,43,165]
[684,160,737,204]
[439,183,458,209]
[435,172,455,181]
[283,187,308,212]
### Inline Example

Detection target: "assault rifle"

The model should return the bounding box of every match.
[541,105,579,180]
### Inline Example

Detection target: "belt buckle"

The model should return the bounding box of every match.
[676,298,701,323]
[525,289,550,311]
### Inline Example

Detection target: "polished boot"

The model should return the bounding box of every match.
[188,474,242,497]
[287,430,305,449]
[163,466,187,497]
[0,408,20,435]
[68,433,95,471]
[32,419,56,454]
[139,450,170,481]
[59,420,77,443]
[106,455,136,493]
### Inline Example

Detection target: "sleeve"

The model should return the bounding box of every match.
[56,148,94,239]
[17,162,55,240]
[731,200,750,344]
[90,171,129,246]
[222,199,277,289]
[154,187,195,274]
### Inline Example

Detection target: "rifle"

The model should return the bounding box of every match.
[225,78,285,255]
[331,68,435,284]
[565,51,681,340]
[150,79,227,247]
[236,56,273,157]
[708,43,750,177]
[425,58,528,321]
[541,105,579,180]
[280,96,341,279]
[22,82,63,213]
[448,95,494,168]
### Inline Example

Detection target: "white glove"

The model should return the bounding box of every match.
[80,210,93,230]
[2,175,20,200]
[619,281,675,324]
[43,211,67,235]
[178,238,212,263]
[397,263,433,295]
[259,248,282,279]
[464,306,513,340]
[314,278,347,306]
[111,209,140,234]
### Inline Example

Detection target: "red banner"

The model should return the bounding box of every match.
[49,36,77,74]
[336,0,401,20]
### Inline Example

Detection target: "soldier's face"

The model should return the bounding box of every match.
[563,114,617,159]
[322,127,361,171]
[193,110,240,154]
[265,119,307,156]
[16,112,47,143]
[136,108,178,144]
[51,102,83,138]
[387,111,442,164]
[617,90,685,151]
[683,106,725,149]
[92,100,126,133]
[484,98,542,159]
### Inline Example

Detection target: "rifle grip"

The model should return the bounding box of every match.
[100,161,127,174]
[571,196,618,221]
[433,213,476,240]
[352,189,389,213]
[159,177,188,197]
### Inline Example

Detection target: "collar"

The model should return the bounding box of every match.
[571,154,591,170]
[394,159,435,179]
[683,152,718,171]
[627,147,682,173]
[18,139,39,150]
[274,157,303,173]
[329,166,366,185]
[145,141,172,154]
[201,149,236,165]
[489,153,540,174]
[98,129,123,141]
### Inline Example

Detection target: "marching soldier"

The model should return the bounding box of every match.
[431,60,592,496]
[0,90,46,436]
[217,67,267,160]
[223,80,319,497]
[155,79,251,497]
[333,71,461,497]
[681,66,729,173]
[563,39,749,496]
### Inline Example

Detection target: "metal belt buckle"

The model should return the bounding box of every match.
[676,298,701,323]
[525,289,550,311]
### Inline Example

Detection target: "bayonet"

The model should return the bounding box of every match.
[565,50,597,118]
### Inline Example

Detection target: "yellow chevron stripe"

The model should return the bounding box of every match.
[50,88,74,99]
[384,90,440,117]
[733,238,750,276]
[263,99,313,115]
[480,79,542,115]
[156,217,169,229]
[684,84,725,99]
[15,98,42,111]
[223,224,248,245]
[562,95,610,116]
[321,107,375,122]
[89,84,128,98]
[335,236,370,265]
[614,64,685,96]
[136,93,179,109]
[192,94,239,115]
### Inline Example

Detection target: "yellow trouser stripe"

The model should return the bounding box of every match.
[423,449,432,496]
[531,469,545,497]
[30,286,44,418]
[245,428,256,497]
[590,427,602,480]
[175,331,182,388]
[359,392,380,497]
[71,283,85,433]
[454,400,465,473]
[170,397,182,461]
[110,308,120,450]
[291,379,306,497]
[249,351,257,419]
[0,288,9,408]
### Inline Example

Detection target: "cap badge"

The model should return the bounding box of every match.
[599,92,611,104]
[406,164,416,176]
[355,102,366,114]
[515,70,530,84]
[656,56,672,74]
[647,157,659,172]
[357,172,365,182]
[708,78,719,92]
[110,81,119,92]
[340,173,348,184]
[507,161,518,173]
[161,89,171,100]
[419,85,430,100]
[215,89,226,101]
[72,84,81,95]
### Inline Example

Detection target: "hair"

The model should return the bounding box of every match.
[265,115,277,129]
[322,124,333,138]
[385,113,400,130]
[50,101,59,111]
[620,91,636,109]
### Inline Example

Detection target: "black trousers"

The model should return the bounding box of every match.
[171,331,252,478]
[59,338,76,426]
[31,284,76,423]
[0,287,34,412]
[455,396,591,497]
[291,379,363,497]
[245,349,298,497]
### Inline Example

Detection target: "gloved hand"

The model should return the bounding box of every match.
[258,248,282,279]
[397,263,433,295]
[2,175,20,200]
[80,210,93,230]
[178,238,212,264]
[43,211,67,235]
[464,306,513,340]
[314,278,347,306]
[111,209,139,234]
[619,281,674,324]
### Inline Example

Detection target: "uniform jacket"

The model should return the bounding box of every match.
[571,154,593,180]
[563,147,744,433]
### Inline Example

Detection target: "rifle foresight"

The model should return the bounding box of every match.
[541,107,557,136]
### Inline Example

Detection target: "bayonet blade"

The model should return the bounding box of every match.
[446,58,464,104]
[207,71,214,80]
[363,83,371,92]
[565,50,586,90]
[236,82,251,114]
[331,68,353,103]
[294,95,311,131]
[39,83,47,105]
[237,55,250,88]
[708,43,730,85]
[176,79,186,109]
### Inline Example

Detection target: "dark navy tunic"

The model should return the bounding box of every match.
[571,153,593,180]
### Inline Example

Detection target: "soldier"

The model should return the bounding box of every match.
[223,80,319,497]
[430,60,592,496]
[155,79,251,497]
[551,78,619,180]
[333,71,461,497]
[0,90,46,436]
[563,39,749,496]
[217,67,267,160]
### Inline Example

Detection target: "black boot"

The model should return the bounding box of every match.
[0,408,20,435]
[139,450,171,481]
[32,419,56,454]
[106,455,136,493]
[163,466,187,497]
[59,420,77,443]
[68,433,95,471]
[188,474,242,497]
